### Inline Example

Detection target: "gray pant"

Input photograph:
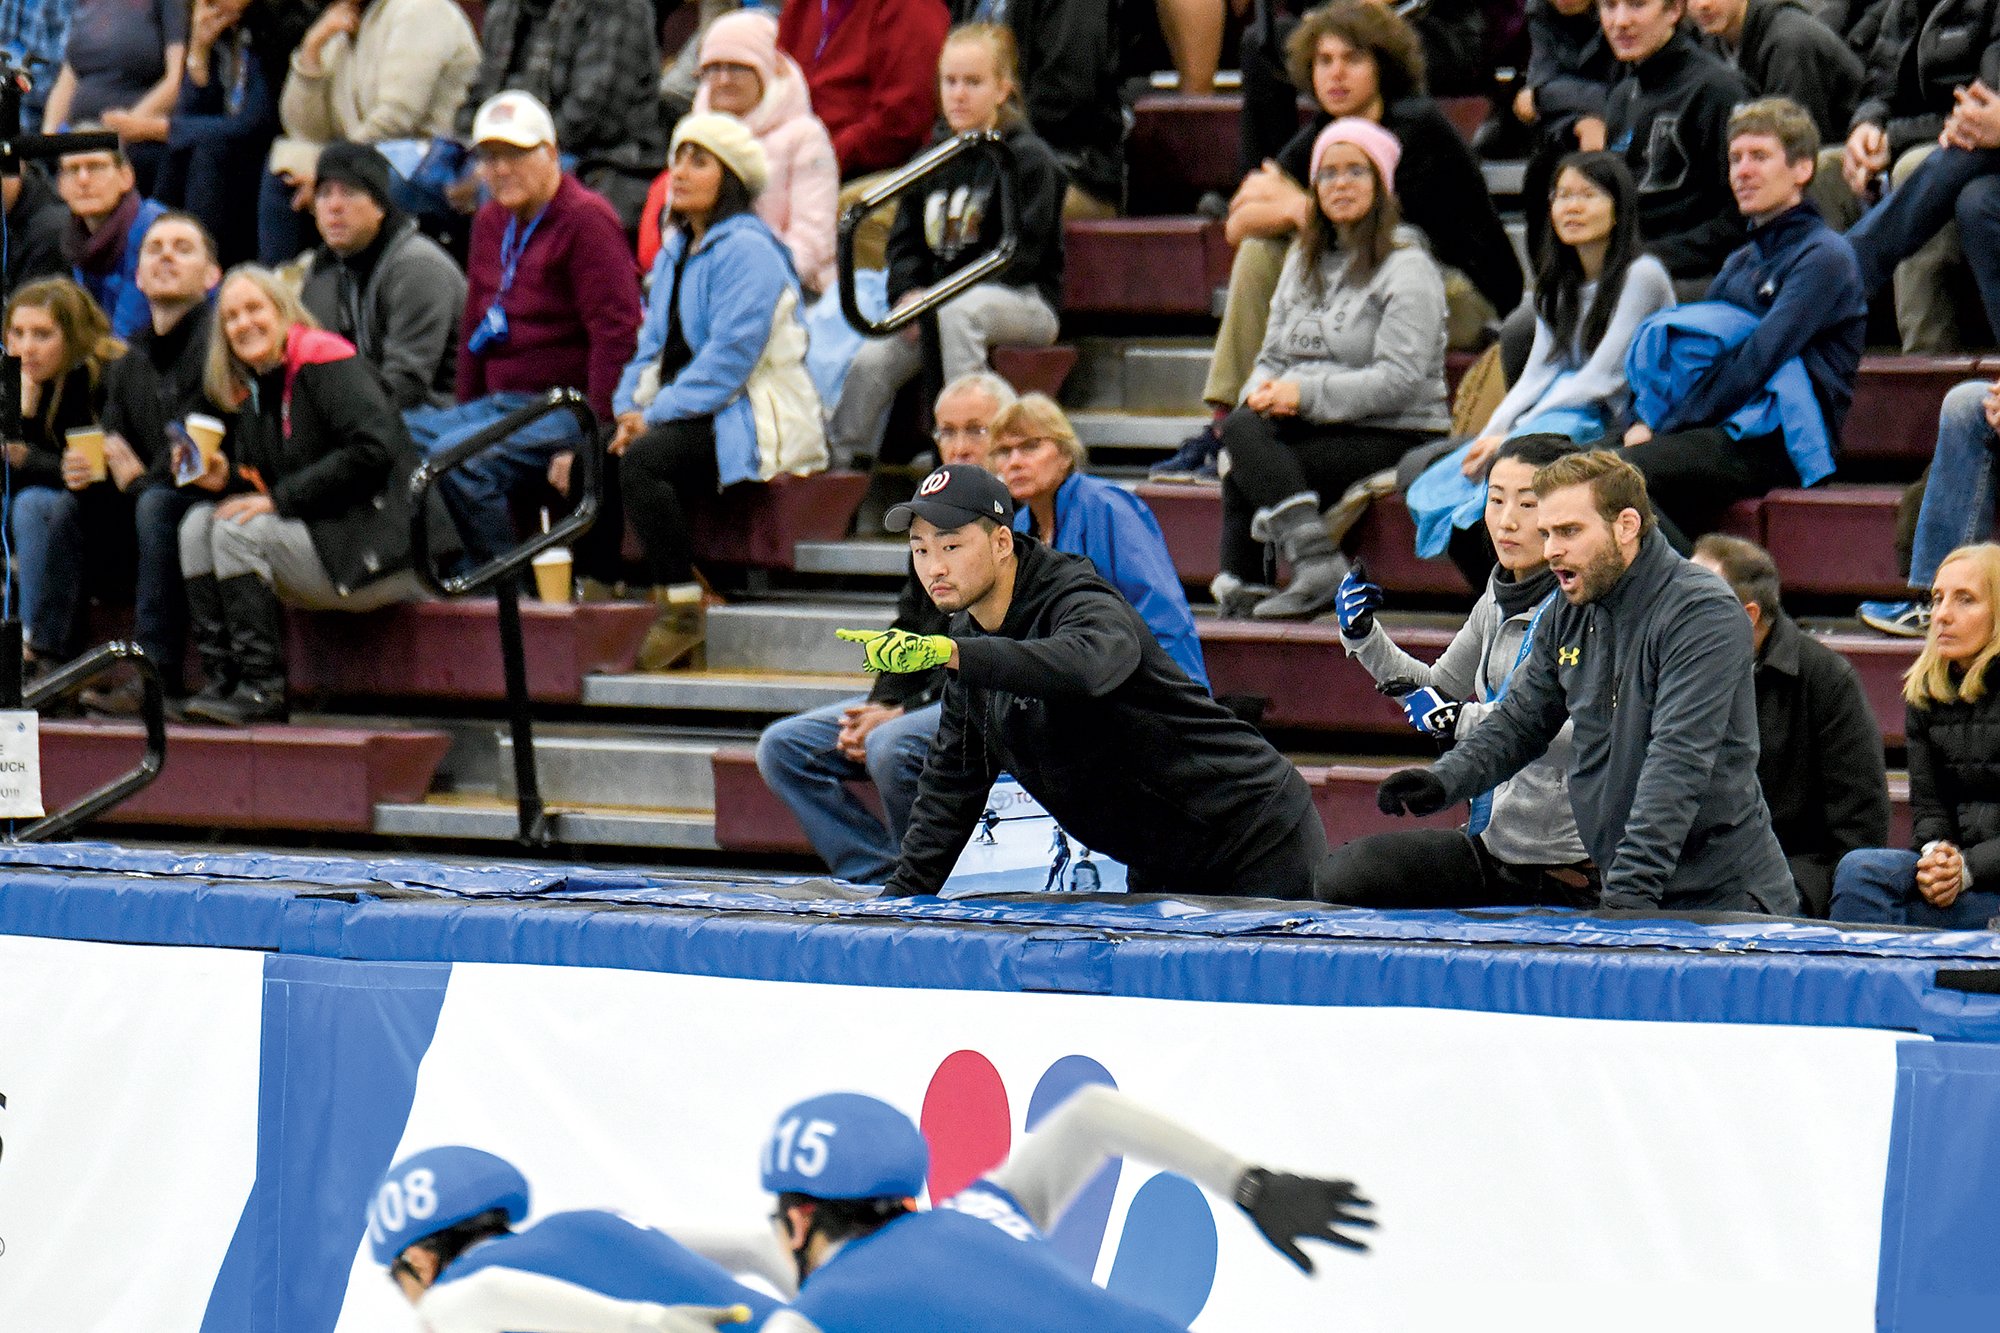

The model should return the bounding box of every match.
[179,504,423,611]
[827,281,1060,462]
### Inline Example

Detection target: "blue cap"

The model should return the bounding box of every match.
[366,1146,531,1265]
[760,1093,930,1200]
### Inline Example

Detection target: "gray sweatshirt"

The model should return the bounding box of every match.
[1480,253,1676,438]
[1244,226,1451,435]
[1346,571,1588,868]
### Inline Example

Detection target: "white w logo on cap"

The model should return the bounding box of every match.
[918,469,952,496]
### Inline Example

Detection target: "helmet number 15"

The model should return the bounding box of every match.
[367,1167,440,1246]
[769,1117,838,1179]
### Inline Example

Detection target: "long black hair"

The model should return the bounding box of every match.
[1534,152,1640,360]
[665,158,757,236]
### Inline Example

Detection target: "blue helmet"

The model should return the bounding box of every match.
[366,1146,531,1266]
[760,1093,930,1200]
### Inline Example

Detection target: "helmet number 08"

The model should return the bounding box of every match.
[770,1117,838,1178]
[367,1167,440,1245]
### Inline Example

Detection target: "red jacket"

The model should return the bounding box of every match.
[457,174,642,420]
[776,0,948,178]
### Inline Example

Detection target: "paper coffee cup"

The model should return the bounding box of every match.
[531,547,573,604]
[65,427,106,482]
[184,413,226,464]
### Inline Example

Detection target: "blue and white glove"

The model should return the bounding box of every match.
[1335,569,1384,640]
[1398,687,1462,739]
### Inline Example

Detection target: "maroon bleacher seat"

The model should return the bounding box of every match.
[713,744,879,856]
[1841,356,1982,469]
[1761,485,1907,598]
[1127,94,1244,214]
[990,344,1079,398]
[1063,219,1232,316]
[687,470,870,570]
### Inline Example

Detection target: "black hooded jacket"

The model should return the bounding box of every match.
[1706,0,1865,140]
[885,536,1315,897]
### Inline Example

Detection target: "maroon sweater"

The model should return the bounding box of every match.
[456,175,641,420]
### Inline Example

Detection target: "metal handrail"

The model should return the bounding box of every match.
[837,130,1020,338]
[408,388,602,598]
[406,387,603,846]
[10,641,167,843]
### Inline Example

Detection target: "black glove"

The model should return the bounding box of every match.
[1234,1167,1377,1272]
[1376,768,1449,816]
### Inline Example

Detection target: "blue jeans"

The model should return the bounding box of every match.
[1830,847,2000,928]
[1847,145,2000,338]
[405,393,592,565]
[134,485,201,676]
[1909,380,1998,589]
[755,697,940,883]
[10,486,83,655]
[257,170,316,267]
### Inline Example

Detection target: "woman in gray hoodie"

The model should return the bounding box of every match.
[1214,115,1451,620]
[1318,434,1600,909]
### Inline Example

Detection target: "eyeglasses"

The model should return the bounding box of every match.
[987,436,1060,462]
[701,61,760,80]
[932,423,990,444]
[57,157,121,179]
[1552,190,1605,206]
[1314,163,1374,184]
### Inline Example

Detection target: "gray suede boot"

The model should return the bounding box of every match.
[1251,493,1349,620]
[1210,571,1278,619]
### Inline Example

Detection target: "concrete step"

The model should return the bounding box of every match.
[494,733,722,810]
[582,669,868,715]
[1073,411,1210,454]
[373,794,720,850]
[706,602,896,674]
[791,540,909,579]
[1066,338,1214,412]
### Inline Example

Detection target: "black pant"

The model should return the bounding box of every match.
[1129,805,1329,900]
[1219,408,1433,579]
[1315,827,1601,909]
[620,417,719,586]
[1620,427,1797,554]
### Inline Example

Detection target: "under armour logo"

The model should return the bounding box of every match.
[1558,646,1581,666]
[919,470,951,496]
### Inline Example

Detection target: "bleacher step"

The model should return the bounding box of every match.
[372,795,720,850]
[706,603,897,674]
[1067,339,1216,412]
[582,670,868,715]
[1073,412,1210,453]
[494,734,722,810]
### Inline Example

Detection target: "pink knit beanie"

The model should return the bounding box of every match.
[1308,117,1402,194]
[699,10,781,89]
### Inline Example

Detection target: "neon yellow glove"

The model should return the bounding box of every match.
[835,627,954,673]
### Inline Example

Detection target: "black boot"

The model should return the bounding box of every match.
[172,573,235,720]
[183,575,288,726]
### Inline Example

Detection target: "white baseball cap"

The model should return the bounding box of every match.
[471,91,557,150]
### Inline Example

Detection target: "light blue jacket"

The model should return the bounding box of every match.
[614,212,825,488]
[1015,471,1209,689]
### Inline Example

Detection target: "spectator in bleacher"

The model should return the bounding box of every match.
[864,464,1328,899]
[1379,452,1800,914]
[1162,0,1519,480]
[990,394,1209,687]
[1816,0,2000,351]
[945,0,1123,217]
[155,0,281,267]
[454,0,664,228]
[179,266,432,726]
[1599,0,1753,289]
[1,0,76,127]
[1692,534,1889,915]
[571,114,825,673]
[824,24,1063,472]
[1618,98,1865,550]
[2,165,70,292]
[261,0,481,265]
[756,372,1013,884]
[1860,379,2000,639]
[3,277,126,680]
[81,212,222,716]
[1831,542,2000,927]
[38,0,186,194]
[777,0,950,269]
[54,137,166,342]
[1320,434,1600,909]
[636,11,839,297]
[405,92,642,568]
[1511,0,1617,258]
[1688,0,1863,142]
[297,142,466,412]
[1211,118,1450,622]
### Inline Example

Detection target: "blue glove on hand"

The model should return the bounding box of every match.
[1397,686,1462,739]
[1335,569,1384,640]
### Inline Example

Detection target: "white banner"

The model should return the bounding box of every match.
[0,936,263,1327]
[336,964,1906,1333]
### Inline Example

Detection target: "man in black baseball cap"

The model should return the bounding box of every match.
[837,466,1327,900]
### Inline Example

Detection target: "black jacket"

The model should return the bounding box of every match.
[6,365,104,491]
[948,0,1124,203]
[1852,0,2000,152]
[1279,97,1524,319]
[1604,29,1755,280]
[1753,611,1890,870]
[2,166,68,293]
[1907,676,2000,882]
[869,565,953,711]
[1525,0,1618,129]
[1429,531,1799,913]
[885,536,1315,897]
[887,118,1067,314]
[1709,0,1866,140]
[101,300,215,494]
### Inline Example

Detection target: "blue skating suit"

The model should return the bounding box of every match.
[425,1209,782,1330]
[792,1181,1186,1333]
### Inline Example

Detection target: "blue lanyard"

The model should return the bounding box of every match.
[497,207,548,300]
[1480,592,1557,704]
